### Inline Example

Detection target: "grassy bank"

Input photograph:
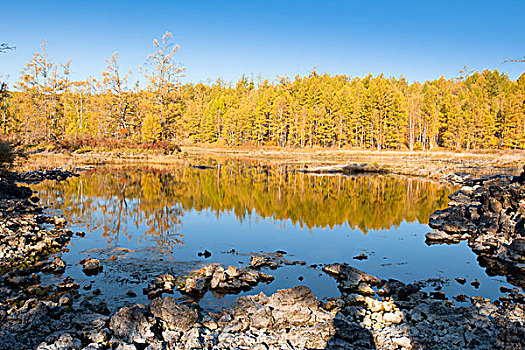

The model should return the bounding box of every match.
[20,145,525,180]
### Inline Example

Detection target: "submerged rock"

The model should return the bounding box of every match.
[249,251,306,269]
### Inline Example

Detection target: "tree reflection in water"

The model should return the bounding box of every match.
[33,160,455,249]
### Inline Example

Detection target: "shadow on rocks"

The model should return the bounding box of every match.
[323,263,525,350]
[99,284,376,350]
[426,168,525,291]
[24,264,524,349]
[0,273,110,350]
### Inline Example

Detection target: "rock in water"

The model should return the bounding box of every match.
[42,257,66,274]
[173,264,274,298]
[53,216,67,226]
[80,258,103,276]
[455,277,467,285]
[197,249,212,258]
[427,172,525,289]
[353,253,368,260]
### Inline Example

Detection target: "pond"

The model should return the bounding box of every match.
[32,159,515,312]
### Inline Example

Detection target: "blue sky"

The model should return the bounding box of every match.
[1,0,524,85]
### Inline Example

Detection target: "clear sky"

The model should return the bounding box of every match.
[1,0,524,85]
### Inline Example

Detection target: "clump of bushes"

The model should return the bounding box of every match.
[44,136,181,155]
[0,140,16,165]
[140,141,181,155]
[51,135,98,152]
[0,140,25,171]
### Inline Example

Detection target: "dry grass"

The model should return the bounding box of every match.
[181,145,524,169]
[20,146,524,179]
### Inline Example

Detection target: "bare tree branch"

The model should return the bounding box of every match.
[502,56,525,64]
[0,43,15,53]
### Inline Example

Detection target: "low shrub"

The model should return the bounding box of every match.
[0,140,15,168]
[0,139,26,170]
[140,141,181,154]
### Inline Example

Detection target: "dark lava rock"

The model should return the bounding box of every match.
[56,277,79,292]
[52,216,66,226]
[0,179,33,200]
[454,293,468,302]
[500,286,512,293]
[10,168,80,184]
[455,277,467,285]
[508,238,525,255]
[143,273,177,299]
[81,300,110,316]
[353,253,368,260]
[250,255,280,269]
[197,249,212,258]
[229,286,330,330]
[430,290,447,300]
[383,279,421,300]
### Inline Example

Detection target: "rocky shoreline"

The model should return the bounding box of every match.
[18,262,525,350]
[1,167,524,349]
[426,166,525,290]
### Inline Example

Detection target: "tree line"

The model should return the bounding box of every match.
[1,34,524,150]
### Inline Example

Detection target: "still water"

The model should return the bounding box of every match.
[33,160,514,312]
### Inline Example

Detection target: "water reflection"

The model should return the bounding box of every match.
[36,169,185,249]
[34,160,454,247]
[35,160,519,311]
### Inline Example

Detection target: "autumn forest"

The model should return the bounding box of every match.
[2,33,525,151]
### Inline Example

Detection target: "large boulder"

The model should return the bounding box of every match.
[109,305,154,344]
[150,296,198,332]
[229,286,333,331]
